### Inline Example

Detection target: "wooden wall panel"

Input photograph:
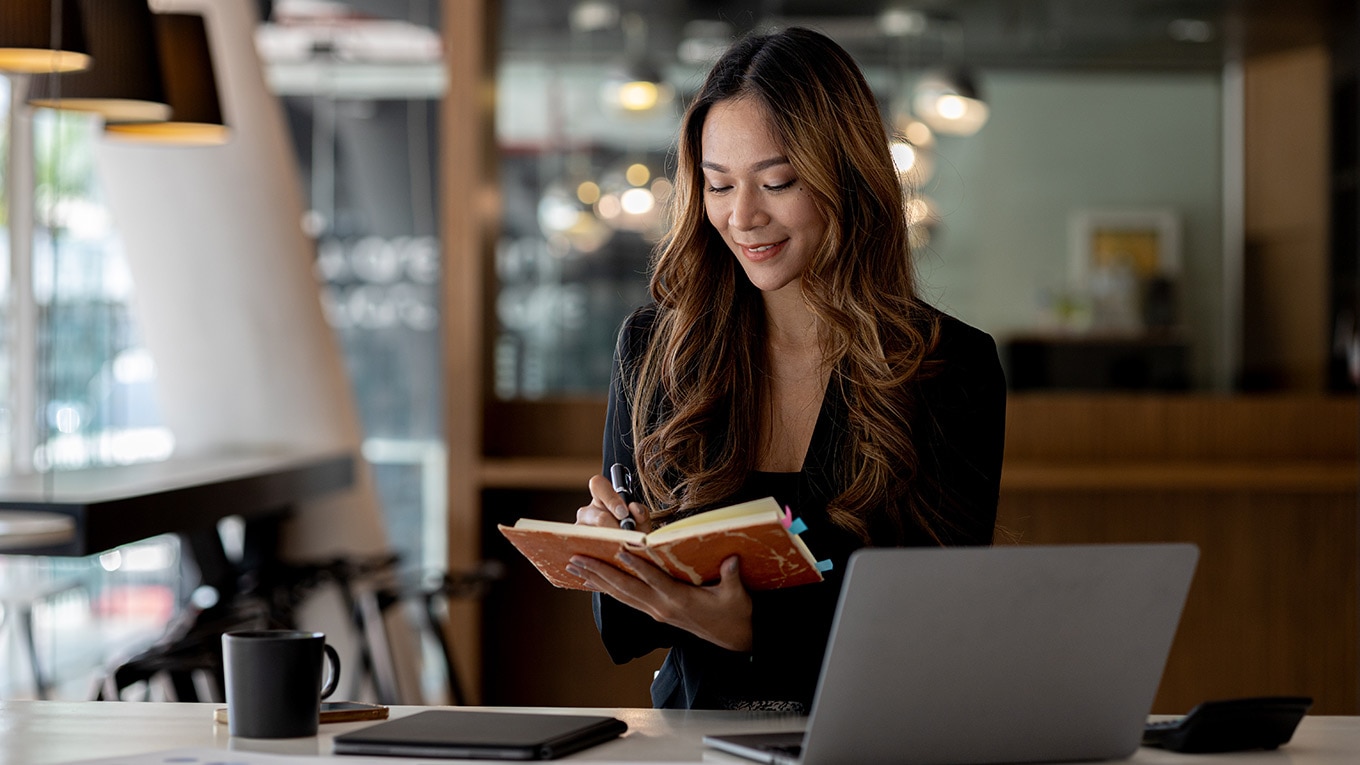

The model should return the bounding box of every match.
[998,490,1358,714]
[1242,46,1332,390]
[472,390,1359,710]
[484,399,610,458]
[1004,395,1357,460]
[474,395,1359,463]
[1000,395,1358,714]
[442,0,498,703]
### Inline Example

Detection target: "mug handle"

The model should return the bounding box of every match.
[320,644,342,699]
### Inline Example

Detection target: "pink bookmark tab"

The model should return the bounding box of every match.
[781,505,794,529]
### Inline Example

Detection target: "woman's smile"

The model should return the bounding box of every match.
[739,239,787,261]
[701,97,827,294]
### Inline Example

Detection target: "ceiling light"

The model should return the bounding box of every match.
[1168,19,1215,44]
[651,177,673,204]
[625,163,650,186]
[570,1,620,34]
[600,61,673,114]
[904,196,934,227]
[538,185,582,233]
[902,118,935,148]
[0,0,91,74]
[889,141,917,175]
[913,69,989,136]
[600,13,672,114]
[904,194,938,248]
[616,80,659,111]
[879,7,928,37]
[576,181,601,205]
[539,182,613,253]
[594,162,665,237]
[619,187,654,215]
[889,117,935,186]
[29,0,172,124]
[104,13,230,146]
[596,193,621,220]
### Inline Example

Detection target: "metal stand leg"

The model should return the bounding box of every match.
[15,604,48,700]
[422,591,466,706]
[355,584,402,704]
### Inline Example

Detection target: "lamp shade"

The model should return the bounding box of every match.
[600,60,673,113]
[913,68,990,136]
[105,12,229,145]
[0,0,91,73]
[29,0,171,124]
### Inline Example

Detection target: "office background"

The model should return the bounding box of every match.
[0,0,1356,716]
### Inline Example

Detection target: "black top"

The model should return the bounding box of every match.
[593,304,1007,710]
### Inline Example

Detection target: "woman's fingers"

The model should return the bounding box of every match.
[567,551,752,651]
[625,501,652,534]
[567,554,658,614]
[575,474,651,531]
[575,503,616,527]
[588,473,631,523]
[575,474,626,527]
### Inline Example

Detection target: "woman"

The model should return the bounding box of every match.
[567,26,1006,711]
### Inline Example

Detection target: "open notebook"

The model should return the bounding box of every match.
[705,543,1199,765]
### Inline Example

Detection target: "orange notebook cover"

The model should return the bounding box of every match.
[498,496,824,591]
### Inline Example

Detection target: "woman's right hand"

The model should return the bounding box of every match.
[571,474,754,651]
[575,474,652,533]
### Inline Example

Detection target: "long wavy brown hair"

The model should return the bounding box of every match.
[628,27,944,545]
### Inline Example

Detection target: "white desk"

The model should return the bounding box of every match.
[2,701,1359,765]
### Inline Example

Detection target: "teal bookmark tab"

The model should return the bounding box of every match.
[815,559,834,572]
[787,518,808,535]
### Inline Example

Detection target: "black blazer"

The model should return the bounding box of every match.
[593,303,1007,710]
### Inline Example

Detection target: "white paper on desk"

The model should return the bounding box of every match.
[48,747,453,765]
[52,746,634,765]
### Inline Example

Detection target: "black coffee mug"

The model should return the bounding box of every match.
[222,630,341,738]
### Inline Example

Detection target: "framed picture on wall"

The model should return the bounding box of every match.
[1069,208,1181,333]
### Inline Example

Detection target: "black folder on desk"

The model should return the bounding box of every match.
[332,709,627,760]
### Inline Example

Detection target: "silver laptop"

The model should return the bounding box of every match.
[704,543,1199,765]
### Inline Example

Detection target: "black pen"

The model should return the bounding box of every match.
[609,463,637,531]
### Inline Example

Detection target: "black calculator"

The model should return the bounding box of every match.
[1142,696,1313,753]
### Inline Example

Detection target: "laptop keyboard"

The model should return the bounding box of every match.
[763,743,804,757]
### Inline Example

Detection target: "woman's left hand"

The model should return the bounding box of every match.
[567,551,753,652]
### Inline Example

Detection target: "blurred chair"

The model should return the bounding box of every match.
[90,546,503,705]
[412,562,503,706]
[0,575,83,699]
[0,511,80,699]
[92,588,270,702]
[282,555,501,705]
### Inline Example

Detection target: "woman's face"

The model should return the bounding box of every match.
[700,97,827,296]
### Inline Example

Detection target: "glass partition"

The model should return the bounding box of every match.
[1,78,180,701]
[1,81,171,474]
[491,1,1338,395]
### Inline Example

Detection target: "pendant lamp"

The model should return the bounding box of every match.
[105,12,229,145]
[913,68,989,136]
[28,0,172,124]
[0,0,91,74]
